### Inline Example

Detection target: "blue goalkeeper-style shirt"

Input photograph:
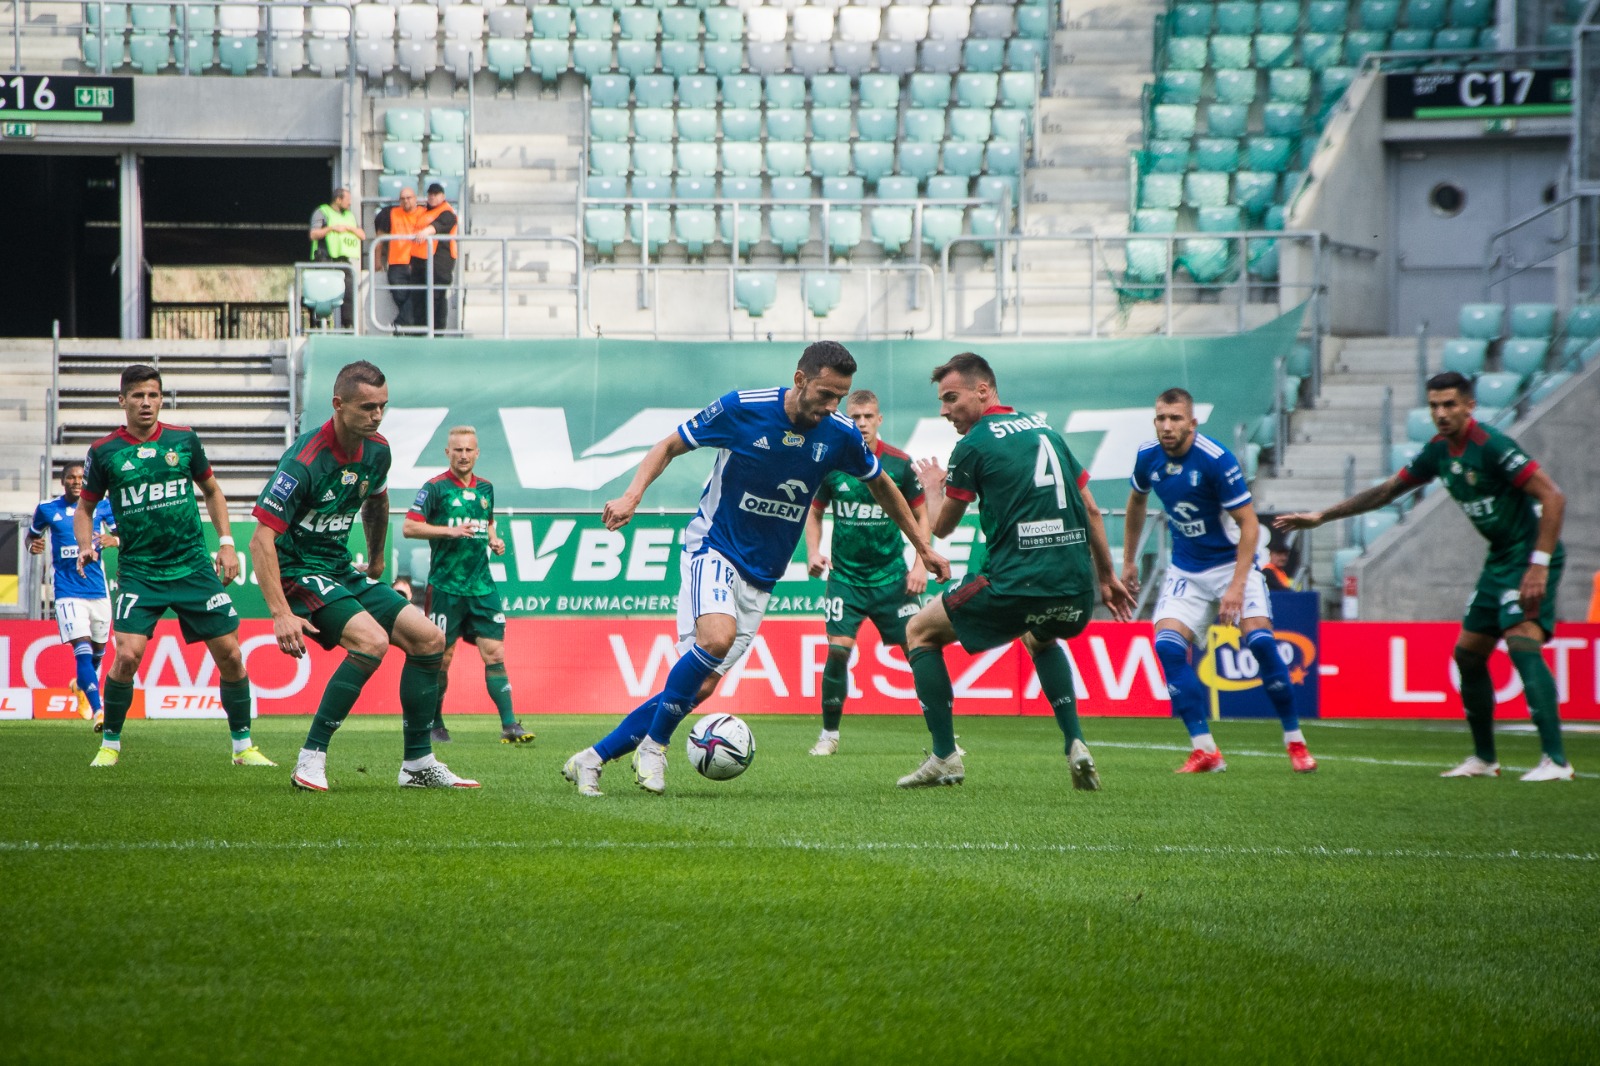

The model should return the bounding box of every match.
[677,388,881,590]
[29,495,116,599]
[1130,432,1252,573]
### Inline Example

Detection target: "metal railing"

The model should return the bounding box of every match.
[287,259,357,338]
[364,233,583,338]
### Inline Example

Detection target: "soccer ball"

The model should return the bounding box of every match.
[686,713,755,781]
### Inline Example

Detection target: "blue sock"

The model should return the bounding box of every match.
[73,641,103,714]
[647,644,724,744]
[593,695,662,763]
[1155,630,1210,739]
[1245,628,1299,732]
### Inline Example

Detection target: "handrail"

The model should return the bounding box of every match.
[363,233,583,338]
[288,259,358,338]
[1483,190,1597,302]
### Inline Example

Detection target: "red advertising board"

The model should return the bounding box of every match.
[2,620,1597,720]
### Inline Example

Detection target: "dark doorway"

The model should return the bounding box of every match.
[0,154,121,338]
[141,154,332,266]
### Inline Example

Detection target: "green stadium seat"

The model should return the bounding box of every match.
[382,141,422,175]
[1250,414,1277,447]
[1344,31,1389,64]
[1152,104,1198,141]
[1207,104,1250,139]
[927,175,969,201]
[822,206,864,258]
[676,142,718,178]
[877,176,919,201]
[806,273,844,318]
[1215,2,1258,36]
[1389,29,1435,56]
[1193,137,1241,172]
[1319,67,1358,113]
[1458,303,1504,340]
[1555,337,1591,369]
[897,143,941,184]
[986,141,1023,176]
[721,109,761,141]
[1210,35,1254,69]
[676,109,717,143]
[766,142,809,178]
[1247,136,1294,172]
[1564,304,1600,338]
[532,5,572,38]
[809,108,851,141]
[956,73,1000,110]
[301,269,347,322]
[632,142,674,178]
[630,174,670,201]
[910,73,953,109]
[1269,69,1313,104]
[1307,2,1347,33]
[1475,371,1522,409]
[766,74,806,110]
[429,109,467,144]
[720,141,762,177]
[1233,171,1278,220]
[1450,0,1494,29]
[856,108,899,141]
[130,3,170,30]
[377,174,409,202]
[703,6,742,42]
[734,272,778,317]
[1500,339,1548,377]
[1131,208,1176,235]
[1015,3,1052,40]
[859,73,902,110]
[176,33,214,74]
[1165,37,1209,71]
[1141,173,1184,210]
[1474,405,1510,428]
[217,35,259,75]
[1286,340,1314,377]
[990,108,1029,144]
[659,6,699,41]
[1405,407,1435,442]
[428,143,466,177]
[584,207,626,258]
[1440,338,1488,374]
[721,74,762,110]
[1247,230,1280,280]
[587,175,628,200]
[701,41,742,77]
[823,175,864,202]
[1262,102,1309,137]
[632,74,675,109]
[810,142,853,179]
[999,71,1038,113]
[811,74,852,109]
[1158,71,1204,105]
[571,40,614,79]
[527,41,569,86]
[85,3,129,30]
[1171,3,1212,38]
[615,41,657,78]
[1356,507,1402,548]
[678,75,718,109]
[1212,69,1258,105]
[720,203,761,258]
[921,205,967,253]
[1357,1,1400,31]
[1147,140,1192,173]
[1406,0,1448,29]
[1300,32,1345,70]
[1006,38,1046,72]
[1256,34,1296,68]
[963,38,1006,73]
[977,174,1019,210]
[629,206,671,256]
[1527,372,1572,405]
[588,142,629,177]
[904,110,946,144]
[618,5,659,41]
[589,107,630,141]
[673,177,715,201]
[1510,303,1557,338]
[1184,172,1232,208]
[1432,27,1478,52]
[1260,2,1300,33]
[871,202,915,257]
[128,31,171,74]
[766,108,807,141]
[942,141,986,179]
[769,205,813,258]
[1476,26,1503,50]
[853,143,897,187]
[673,207,716,259]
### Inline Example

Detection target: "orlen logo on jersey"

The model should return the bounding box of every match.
[297,512,357,535]
[1171,501,1207,538]
[120,478,191,507]
[739,493,806,522]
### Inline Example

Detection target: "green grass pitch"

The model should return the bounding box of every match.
[3,714,1596,1063]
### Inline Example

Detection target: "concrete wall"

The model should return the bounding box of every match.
[1352,361,1600,621]
[1282,69,1389,336]
[13,77,345,151]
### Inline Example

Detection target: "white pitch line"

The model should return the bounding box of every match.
[1089,740,1600,779]
[0,837,1593,864]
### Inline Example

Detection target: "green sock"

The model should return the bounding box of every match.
[1032,642,1084,750]
[1508,637,1566,765]
[486,663,515,727]
[220,676,253,741]
[908,645,957,759]
[1454,648,1497,763]
[432,673,449,731]
[820,644,850,732]
[101,675,134,742]
[304,651,382,752]
[400,651,444,761]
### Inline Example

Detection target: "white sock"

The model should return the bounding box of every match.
[1283,728,1305,745]
[101,739,121,751]
[820,729,840,740]
[1192,733,1219,754]
[402,753,439,771]
[232,737,253,754]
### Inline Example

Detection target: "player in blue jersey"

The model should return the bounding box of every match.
[1121,388,1317,774]
[563,341,950,796]
[28,462,119,729]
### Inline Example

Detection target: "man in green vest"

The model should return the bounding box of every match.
[309,186,365,329]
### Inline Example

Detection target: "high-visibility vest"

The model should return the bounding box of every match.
[314,203,361,262]
[1588,571,1600,624]
[413,202,458,259]
[385,206,423,267]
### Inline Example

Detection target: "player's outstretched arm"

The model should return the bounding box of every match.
[604,433,691,531]
[866,474,950,583]
[198,475,240,583]
[1519,468,1565,615]
[1274,475,1410,531]
[804,503,829,578]
[1121,490,1149,597]
[72,503,98,576]
[361,492,389,581]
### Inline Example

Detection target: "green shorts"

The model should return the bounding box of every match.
[114,568,240,643]
[1462,553,1563,640]
[943,573,1094,653]
[423,585,506,645]
[823,575,920,645]
[281,569,411,652]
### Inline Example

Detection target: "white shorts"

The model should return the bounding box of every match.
[1153,563,1272,634]
[56,596,112,644]
[676,549,771,676]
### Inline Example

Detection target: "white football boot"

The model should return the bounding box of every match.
[291,749,329,792]
[1519,755,1576,782]
[633,737,668,794]
[1068,739,1101,791]
[1440,755,1500,778]
[896,750,965,789]
[397,757,481,788]
[562,748,605,797]
[808,732,839,756]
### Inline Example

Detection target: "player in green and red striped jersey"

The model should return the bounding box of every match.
[899,353,1133,791]
[250,360,478,792]
[1278,371,1573,781]
[402,425,533,745]
[802,389,929,755]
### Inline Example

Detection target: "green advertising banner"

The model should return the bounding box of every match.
[302,306,1304,515]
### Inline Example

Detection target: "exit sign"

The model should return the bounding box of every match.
[1,121,35,138]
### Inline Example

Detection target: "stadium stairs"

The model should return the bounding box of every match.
[0,341,53,518]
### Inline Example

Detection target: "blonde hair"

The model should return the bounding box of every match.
[446,425,478,439]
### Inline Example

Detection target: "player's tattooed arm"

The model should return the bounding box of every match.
[198,475,240,583]
[361,492,389,580]
[604,434,692,531]
[1120,490,1149,596]
[1274,476,1409,530]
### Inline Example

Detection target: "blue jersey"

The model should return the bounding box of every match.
[1130,433,1252,573]
[678,388,881,590]
[29,495,116,599]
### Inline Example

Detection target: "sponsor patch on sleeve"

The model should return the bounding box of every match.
[269,471,299,502]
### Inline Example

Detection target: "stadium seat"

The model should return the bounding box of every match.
[1474,371,1522,409]
[1307,1,1347,33]
[129,4,169,31]
[955,73,1000,110]
[963,38,1006,74]
[805,273,844,318]
[1262,102,1309,137]
[618,5,659,41]
[530,5,571,38]
[910,73,952,109]
[1357,1,1400,31]
[1458,303,1505,340]
[919,38,962,75]
[584,207,627,258]
[904,110,946,144]
[571,40,614,79]
[301,269,348,321]
[1268,69,1313,105]
[999,71,1038,114]
[1344,31,1389,64]
[718,141,760,178]
[1184,173,1231,208]
[1450,0,1494,28]
[1158,71,1204,105]
[588,74,629,109]
[853,142,897,187]
[428,143,467,178]
[1211,35,1254,69]
[1474,405,1510,428]
[1390,442,1424,473]
[529,41,570,86]
[1440,338,1488,375]
[486,39,528,84]
[1406,0,1449,30]
[589,108,630,141]
[1211,70,1257,108]
[769,205,813,258]
[1255,34,1296,68]
[720,202,762,258]
[1432,27,1478,53]
[1246,136,1294,172]
[810,142,852,179]
[940,141,984,178]
[678,75,718,109]
[765,142,808,178]
[1207,104,1250,139]
[676,109,717,144]
[676,142,718,178]
[675,207,717,259]
[1300,33,1345,70]
[217,35,260,75]
[811,108,853,141]
[128,32,171,75]
[1389,29,1435,57]
[1527,372,1572,405]
[1564,304,1600,339]
[1165,37,1208,71]
[629,206,672,257]
[630,106,677,142]
[1500,339,1548,377]
[703,6,742,42]
[1005,38,1046,73]
[1510,303,1557,338]
[382,141,421,176]
[1259,2,1299,33]
[1215,2,1258,36]
[1405,406,1435,442]
[588,142,629,177]
[897,143,941,184]
[1141,173,1184,210]
[767,108,808,141]
[306,37,347,78]
[971,4,1013,39]
[1152,104,1198,141]
[659,6,699,41]
[1232,172,1278,221]
[1171,3,1212,37]
[948,108,993,144]
[1193,138,1241,172]
[1180,206,1242,284]
[587,175,628,201]
[634,75,676,110]
[735,272,778,318]
[674,177,715,201]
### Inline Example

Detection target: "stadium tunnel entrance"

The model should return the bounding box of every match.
[4,151,333,339]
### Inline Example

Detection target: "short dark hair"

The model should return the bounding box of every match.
[334,360,387,398]
[120,364,162,395]
[847,389,879,410]
[797,340,857,379]
[58,461,84,480]
[931,352,996,388]
[426,182,445,195]
[1426,371,1475,399]
[1157,387,1195,409]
